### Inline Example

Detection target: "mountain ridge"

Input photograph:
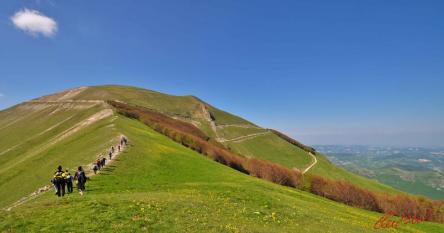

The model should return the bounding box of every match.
[1,85,443,232]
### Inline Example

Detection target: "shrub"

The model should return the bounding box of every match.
[377,194,444,222]
[247,158,301,188]
[310,176,381,212]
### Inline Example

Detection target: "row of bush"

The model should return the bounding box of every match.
[310,175,444,223]
[108,101,302,188]
[108,101,444,224]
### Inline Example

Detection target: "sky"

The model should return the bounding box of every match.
[0,0,443,147]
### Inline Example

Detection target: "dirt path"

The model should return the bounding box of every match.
[216,124,262,129]
[301,152,317,174]
[218,131,270,143]
[4,135,128,211]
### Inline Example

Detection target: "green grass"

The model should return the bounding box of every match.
[1,116,443,232]
[217,126,267,140]
[61,85,256,137]
[206,105,255,126]
[0,103,119,208]
[225,133,312,170]
[74,85,200,119]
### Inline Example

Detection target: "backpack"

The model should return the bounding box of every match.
[65,174,72,182]
[77,171,87,183]
[54,171,64,181]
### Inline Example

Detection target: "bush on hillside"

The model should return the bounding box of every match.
[310,175,444,223]
[310,176,381,212]
[247,158,301,187]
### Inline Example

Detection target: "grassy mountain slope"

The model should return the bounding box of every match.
[0,101,120,207]
[77,86,401,194]
[1,116,442,232]
[0,85,401,204]
[225,133,312,170]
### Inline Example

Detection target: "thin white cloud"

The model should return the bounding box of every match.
[11,8,57,37]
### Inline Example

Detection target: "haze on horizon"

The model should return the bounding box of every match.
[0,1,443,147]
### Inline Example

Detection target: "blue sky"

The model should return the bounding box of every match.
[1,0,443,146]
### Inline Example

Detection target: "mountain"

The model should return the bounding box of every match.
[0,85,442,232]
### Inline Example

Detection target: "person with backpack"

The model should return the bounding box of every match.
[74,166,87,195]
[53,165,66,197]
[65,170,74,194]
[93,164,98,174]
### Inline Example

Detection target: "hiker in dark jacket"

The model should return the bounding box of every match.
[74,166,87,195]
[53,165,65,197]
[93,164,98,174]
[101,157,106,167]
[96,159,101,170]
[111,146,115,154]
[65,170,74,193]
[109,151,113,160]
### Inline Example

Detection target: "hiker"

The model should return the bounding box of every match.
[53,165,66,197]
[111,146,115,154]
[65,170,74,194]
[74,166,87,195]
[118,145,121,152]
[93,164,98,174]
[109,151,112,160]
[101,157,106,167]
[96,159,101,170]
[123,137,128,146]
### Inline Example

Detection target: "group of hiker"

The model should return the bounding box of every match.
[51,136,128,197]
[92,136,128,174]
[51,166,87,197]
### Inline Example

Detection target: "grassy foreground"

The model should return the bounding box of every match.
[1,116,442,232]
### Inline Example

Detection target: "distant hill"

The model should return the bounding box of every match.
[317,145,444,199]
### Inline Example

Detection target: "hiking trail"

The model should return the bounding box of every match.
[217,131,270,143]
[301,152,317,174]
